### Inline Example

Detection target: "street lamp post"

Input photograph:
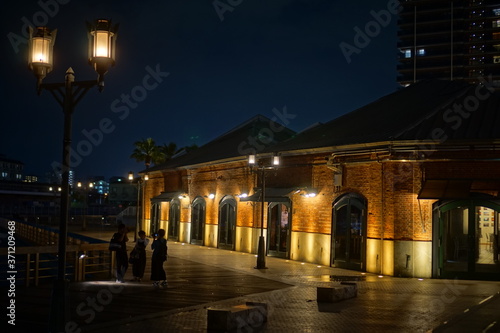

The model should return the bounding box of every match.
[128,172,148,241]
[28,19,118,333]
[77,181,94,231]
[248,153,280,269]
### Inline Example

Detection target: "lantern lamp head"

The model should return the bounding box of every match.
[87,19,119,87]
[28,26,57,91]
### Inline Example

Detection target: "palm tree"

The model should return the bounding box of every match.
[157,142,178,163]
[130,138,165,168]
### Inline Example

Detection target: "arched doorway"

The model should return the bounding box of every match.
[267,202,291,258]
[218,196,236,250]
[436,198,500,280]
[331,193,367,271]
[191,196,206,245]
[168,198,180,241]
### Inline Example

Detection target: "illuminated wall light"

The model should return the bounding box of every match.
[248,154,256,165]
[238,193,248,198]
[208,193,215,199]
[273,154,280,166]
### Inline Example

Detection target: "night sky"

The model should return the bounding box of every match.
[1,0,399,180]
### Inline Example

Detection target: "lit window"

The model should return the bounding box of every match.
[404,49,412,58]
[418,48,426,56]
[494,20,500,28]
[494,8,500,16]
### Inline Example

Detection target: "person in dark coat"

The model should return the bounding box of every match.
[151,228,167,288]
[131,230,149,281]
[112,223,129,283]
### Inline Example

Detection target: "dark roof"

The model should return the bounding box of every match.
[144,115,296,172]
[270,80,500,152]
[0,156,24,165]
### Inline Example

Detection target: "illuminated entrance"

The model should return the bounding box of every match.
[267,202,291,258]
[437,199,500,280]
[168,199,180,241]
[218,196,236,250]
[191,197,206,245]
[331,194,366,271]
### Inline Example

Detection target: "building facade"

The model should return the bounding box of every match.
[0,156,23,181]
[140,81,500,280]
[398,0,500,86]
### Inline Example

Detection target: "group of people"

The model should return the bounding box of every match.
[111,223,168,288]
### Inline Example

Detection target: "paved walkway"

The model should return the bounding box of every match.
[12,229,500,332]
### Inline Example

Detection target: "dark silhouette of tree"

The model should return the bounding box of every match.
[130,138,165,168]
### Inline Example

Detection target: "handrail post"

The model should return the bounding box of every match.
[81,251,86,281]
[26,253,30,287]
[75,251,80,282]
[35,253,40,287]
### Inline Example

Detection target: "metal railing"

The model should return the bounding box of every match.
[0,243,113,286]
[1,219,114,286]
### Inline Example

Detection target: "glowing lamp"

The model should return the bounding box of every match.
[273,154,280,166]
[28,27,56,88]
[87,19,118,84]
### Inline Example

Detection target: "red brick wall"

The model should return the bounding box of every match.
[142,149,500,245]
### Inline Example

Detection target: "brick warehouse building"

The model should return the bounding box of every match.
[140,80,500,280]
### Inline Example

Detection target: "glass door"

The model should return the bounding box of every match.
[150,202,160,236]
[475,207,499,273]
[218,197,236,250]
[331,194,366,271]
[190,197,206,245]
[267,202,291,258]
[439,200,500,280]
[168,199,180,241]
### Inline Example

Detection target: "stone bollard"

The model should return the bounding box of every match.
[317,282,358,303]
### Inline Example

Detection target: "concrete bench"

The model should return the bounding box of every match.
[207,301,267,331]
[317,282,358,303]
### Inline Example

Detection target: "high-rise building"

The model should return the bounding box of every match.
[398,0,500,86]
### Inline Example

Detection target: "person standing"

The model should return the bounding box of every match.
[131,230,149,281]
[112,223,129,283]
[151,228,168,288]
